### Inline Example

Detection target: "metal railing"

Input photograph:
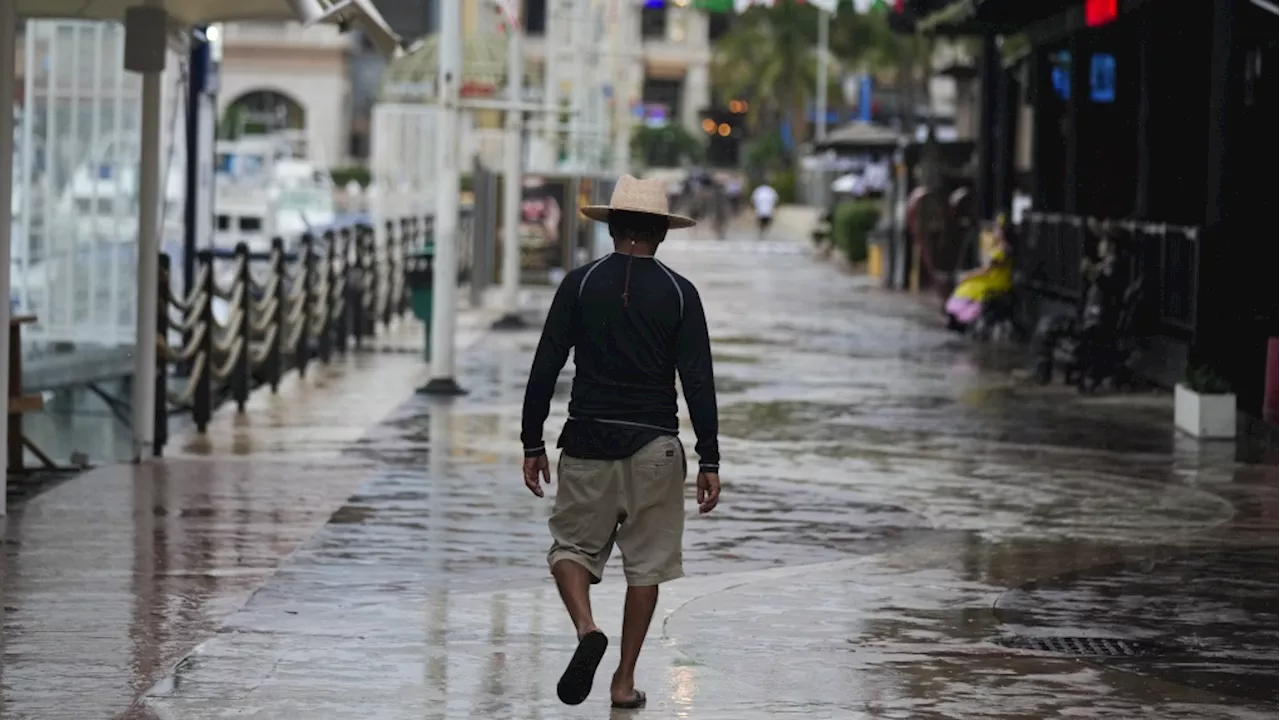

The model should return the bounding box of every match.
[1017,212,1199,337]
[151,212,471,455]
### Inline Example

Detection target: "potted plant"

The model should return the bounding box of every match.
[1175,364,1236,439]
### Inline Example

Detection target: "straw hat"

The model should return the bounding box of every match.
[581,174,696,229]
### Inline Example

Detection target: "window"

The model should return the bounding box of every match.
[348,131,370,159]
[239,217,263,232]
[641,5,667,40]
[641,77,683,122]
[524,0,547,35]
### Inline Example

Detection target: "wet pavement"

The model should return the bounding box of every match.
[1,228,1276,719]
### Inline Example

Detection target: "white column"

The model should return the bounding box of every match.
[569,0,589,169]
[681,62,710,137]
[126,6,168,460]
[495,12,525,327]
[816,9,830,140]
[541,0,561,154]
[0,0,15,512]
[424,0,466,394]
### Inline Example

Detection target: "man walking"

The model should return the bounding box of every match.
[521,175,721,709]
[751,180,780,240]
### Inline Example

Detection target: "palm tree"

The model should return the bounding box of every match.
[711,1,824,166]
[711,4,914,169]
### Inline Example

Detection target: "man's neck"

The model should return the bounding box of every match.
[614,242,658,257]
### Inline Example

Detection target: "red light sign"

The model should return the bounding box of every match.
[1085,0,1117,26]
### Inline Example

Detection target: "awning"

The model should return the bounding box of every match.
[813,121,905,151]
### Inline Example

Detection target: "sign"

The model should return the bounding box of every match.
[1084,0,1117,27]
[1089,53,1116,103]
[496,176,571,284]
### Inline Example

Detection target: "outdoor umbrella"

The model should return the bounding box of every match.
[0,0,402,504]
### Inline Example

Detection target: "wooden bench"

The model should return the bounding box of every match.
[9,315,52,473]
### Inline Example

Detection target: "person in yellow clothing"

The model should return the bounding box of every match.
[945,224,1014,332]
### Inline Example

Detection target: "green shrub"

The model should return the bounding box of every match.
[331,166,371,188]
[1185,363,1232,394]
[831,199,880,263]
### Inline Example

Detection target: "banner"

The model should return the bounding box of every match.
[508,176,569,284]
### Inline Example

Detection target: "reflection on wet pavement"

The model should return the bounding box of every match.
[3,231,1276,718]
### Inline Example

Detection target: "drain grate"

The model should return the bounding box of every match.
[996,635,1163,657]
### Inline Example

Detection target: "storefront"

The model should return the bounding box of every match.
[918,0,1277,414]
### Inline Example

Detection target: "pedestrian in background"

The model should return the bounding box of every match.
[751,180,779,240]
[520,175,722,710]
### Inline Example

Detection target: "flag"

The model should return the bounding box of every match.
[809,0,839,12]
[693,0,735,10]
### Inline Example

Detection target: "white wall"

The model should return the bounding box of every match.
[218,67,349,168]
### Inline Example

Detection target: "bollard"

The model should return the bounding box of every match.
[193,250,214,432]
[350,224,367,347]
[232,242,251,413]
[154,253,170,456]
[384,220,397,326]
[319,230,336,363]
[296,234,315,378]
[361,224,378,338]
[268,237,286,392]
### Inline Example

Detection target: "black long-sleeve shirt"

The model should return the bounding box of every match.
[520,252,720,472]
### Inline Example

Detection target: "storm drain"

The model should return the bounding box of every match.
[995,635,1163,658]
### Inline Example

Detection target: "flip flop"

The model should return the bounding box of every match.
[611,689,647,709]
[556,630,608,705]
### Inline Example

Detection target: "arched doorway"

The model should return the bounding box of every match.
[220,90,307,139]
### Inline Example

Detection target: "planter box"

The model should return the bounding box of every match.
[1175,383,1237,439]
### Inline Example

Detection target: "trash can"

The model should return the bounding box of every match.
[406,244,435,361]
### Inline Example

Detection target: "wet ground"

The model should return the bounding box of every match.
[1,229,1276,719]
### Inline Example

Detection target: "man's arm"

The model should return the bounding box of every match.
[520,278,577,457]
[675,284,719,472]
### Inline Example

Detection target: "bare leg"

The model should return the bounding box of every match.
[611,584,658,703]
[552,560,600,638]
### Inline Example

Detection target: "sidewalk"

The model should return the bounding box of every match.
[2,228,1275,719]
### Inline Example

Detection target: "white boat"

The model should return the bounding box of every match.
[214,130,337,255]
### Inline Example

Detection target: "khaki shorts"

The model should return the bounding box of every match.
[547,436,687,587]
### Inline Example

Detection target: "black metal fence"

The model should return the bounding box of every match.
[151,213,470,456]
[1016,212,1199,337]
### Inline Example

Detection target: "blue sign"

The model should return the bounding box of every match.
[1090,53,1116,103]
[1050,50,1071,101]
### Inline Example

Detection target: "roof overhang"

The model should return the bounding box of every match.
[914,0,1077,35]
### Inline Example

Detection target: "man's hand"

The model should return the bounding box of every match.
[696,471,721,514]
[523,455,552,497]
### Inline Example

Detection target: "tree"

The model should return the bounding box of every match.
[710,1,825,166]
[630,124,704,169]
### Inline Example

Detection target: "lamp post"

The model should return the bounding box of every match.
[421,0,467,395]
[494,3,526,329]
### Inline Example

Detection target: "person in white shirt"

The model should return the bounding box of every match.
[750,182,780,239]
